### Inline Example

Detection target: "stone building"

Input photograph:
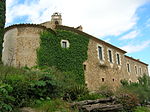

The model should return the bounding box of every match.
[2,12,149,91]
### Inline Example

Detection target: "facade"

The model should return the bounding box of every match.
[2,12,149,91]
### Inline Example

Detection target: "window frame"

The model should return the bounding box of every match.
[61,40,70,48]
[97,44,104,61]
[116,52,121,65]
[127,63,131,73]
[108,48,113,63]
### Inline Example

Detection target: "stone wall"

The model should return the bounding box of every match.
[84,38,149,91]
[124,56,149,82]
[84,39,124,91]
[2,26,44,67]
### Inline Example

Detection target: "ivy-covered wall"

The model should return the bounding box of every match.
[37,30,89,84]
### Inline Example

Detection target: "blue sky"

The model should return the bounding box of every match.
[6,0,150,73]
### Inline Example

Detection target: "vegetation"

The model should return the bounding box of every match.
[37,30,89,84]
[0,64,150,112]
[0,0,6,59]
[0,64,104,111]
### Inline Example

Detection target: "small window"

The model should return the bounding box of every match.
[98,46,103,60]
[83,64,86,70]
[108,49,113,63]
[135,66,137,74]
[116,53,120,65]
[139,67,142,75]
[55,21,59,25]
[62,41,67,48]
[61,40,69,48]
[102,78,105,82]
[127,63,131,72]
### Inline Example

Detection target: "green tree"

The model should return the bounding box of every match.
[0,0,6,61]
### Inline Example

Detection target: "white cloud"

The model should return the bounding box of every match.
[120,40,150,53]
[119,30,139,40]
[6,0,149,37]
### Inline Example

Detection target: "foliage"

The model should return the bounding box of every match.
[120,75,150,105]
[133,106,150,112]
[77,93,105,101]
[0,0,6,59]
[33,99,78,112]
[0,82,15,112]
[63,84,89,101]
[37,30,89,84]
[115,90,139,111]
[98,85,114,97]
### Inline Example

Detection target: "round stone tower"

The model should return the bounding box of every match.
[51,12,62,25]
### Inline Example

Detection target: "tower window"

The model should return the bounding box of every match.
[108,49,113,63]
[61,40,70,48]
[55,21,59,25]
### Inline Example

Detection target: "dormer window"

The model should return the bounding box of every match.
[61,40,70,48]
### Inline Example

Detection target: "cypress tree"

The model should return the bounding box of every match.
[0,0,6,61]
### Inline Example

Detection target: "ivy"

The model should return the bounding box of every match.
[37,30,89,84]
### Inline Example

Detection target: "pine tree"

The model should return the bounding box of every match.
[0,0,6,61]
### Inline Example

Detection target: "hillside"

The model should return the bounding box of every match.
[0,64,150,112]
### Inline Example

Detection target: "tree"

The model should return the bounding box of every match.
[0,0,6,61]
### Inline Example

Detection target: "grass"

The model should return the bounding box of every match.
[33,99,78,112]
[133,106,150,112]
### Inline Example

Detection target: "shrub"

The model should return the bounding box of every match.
[3,74,30,107]
[98,85,114,97]
[120,75,150,105]
[0,82,15,112]
[77,93,105,101]
[33,99,78,112]
[63,84,89,101]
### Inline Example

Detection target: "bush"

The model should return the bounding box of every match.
[63,84,89,101]
[33,99,78,112]
[116,91,139,111]
[98,85,114,97]
[77,93,105,101]
[0,82,15,112]
[120,75,150,105]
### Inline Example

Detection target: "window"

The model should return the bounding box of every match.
[112,79,115,82]
[127,63,131,72]
[116,53,120,65]
[135,66,137,74]
[98,46,103,60]
[102,78,105,82]
[62,41,67,48]
[139,67,142,75]
[83,64,86,70]
[61,40,70,48]
[108,49,113,63]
